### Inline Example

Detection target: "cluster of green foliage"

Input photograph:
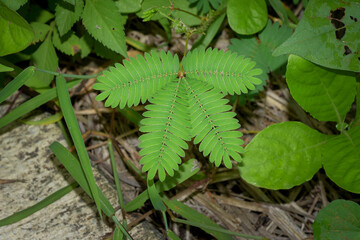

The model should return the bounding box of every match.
[1,0,360,239]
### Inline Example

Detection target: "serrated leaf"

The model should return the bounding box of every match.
[1,0,28,11]
[115,0,141,13]
[313,199,360,240]
[78,33,93,58]
[228,20,293,74]
[273,0,360,72]
[286,55,356,123]
[55,0,84,36]
[139,0,201,26]
[28,34,58,88]
[0,2,34,56]
[53,28,82,56]
[239,121,328,189]
[30,22,51,43]
[93,39,122,61]
[227,0,267,35]
[322,125,360,193]
[82,0,127,58]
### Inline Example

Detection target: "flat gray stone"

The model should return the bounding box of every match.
[0,94,163,239]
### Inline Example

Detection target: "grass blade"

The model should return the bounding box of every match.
[124,159,200,212]
[50,141,115,217]
[0,80,81,129]
[22,112,63,125]
[0,66,35,104]
[0,182,78,227]
[56,75,102,218]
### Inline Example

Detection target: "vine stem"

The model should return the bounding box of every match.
[35,68,100,79]
[184,33,191,57]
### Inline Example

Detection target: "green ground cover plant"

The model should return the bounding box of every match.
[0,0,359,239]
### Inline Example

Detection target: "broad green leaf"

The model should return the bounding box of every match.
[28,34,59,88]
[1,0,27,11]
[124,159,200,212]
[82,0,127,58]
[115,0,141,13]
[228,20,292,73]
[227,0,267,35]
[313,199,360,240]
[30,22,51,43]
[354,82,360,127]
[0,80,81,129]
[0,66,34,104]
[50,141,116,217]
[56,76,103,217]
[53,29,82,56]
[78,33,93,58]
[322,125,360,193]
[0,63,14,72]
[239,121,327,189]
[273,0,360,72]
[0,182,77,227]
[55,0,84,36]
[286,55,356,123]
[93,39,123,61]
[164,198,233,240]
[0,2,34,56]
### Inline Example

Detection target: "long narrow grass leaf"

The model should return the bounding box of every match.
[173,217,266,239]
[124,159,200,212]
[22,112,63,125]
[112,216,134,240]
[0,66,35,104]
[0,182,77,227]
[108,139,126,226]
[56,76,102,218]
[164,198,233,240]
[0,80,81,129]
[50,141,115,217]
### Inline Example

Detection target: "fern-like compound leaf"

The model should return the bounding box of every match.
[182,48,263,95]
[185,78,244,168]
[93,50,179,109]
[138,79,190,181]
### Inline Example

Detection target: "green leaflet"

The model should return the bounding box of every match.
[139,80,190,181]
[185,78,243,168]
[273,0,360,72]
[322,124,360,193]
[286,55,356,125]
[94,48,262,180]
[183,48,263,95]
[94,50,180,109]
[82,0,127,58]
[313,200,360,240]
